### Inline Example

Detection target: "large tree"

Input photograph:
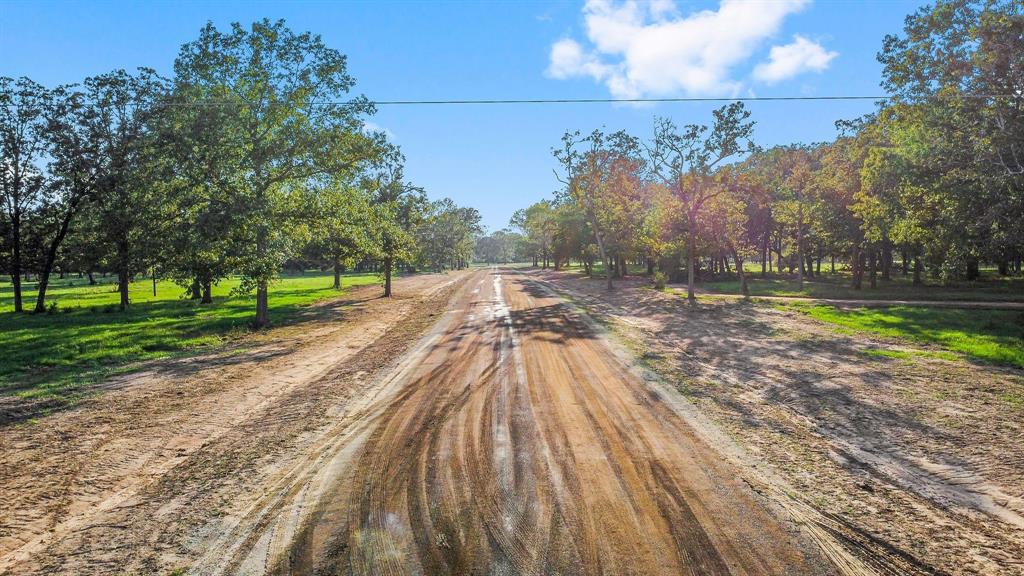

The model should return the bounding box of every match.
[0,77,49,312]
[554,129,643,290]
[648,103,756,303]
[171,19,376,327]
[879,0,1024,278]
[74,69,169,309]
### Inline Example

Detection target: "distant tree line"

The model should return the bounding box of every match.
[0,19,481,326]
[511,0,1022,300]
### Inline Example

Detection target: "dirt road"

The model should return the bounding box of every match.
[539,270,1024,575]
[1,268,837,574]
[204,268,831,575]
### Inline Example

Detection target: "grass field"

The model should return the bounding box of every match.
[777,301,1024,369]
[562,262,1024,302]
[558,262,1024,369]
[0,272,382,401]
[701,270,1024,302]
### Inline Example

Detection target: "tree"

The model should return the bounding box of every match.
[305,180,376,289]
[0,77,49,312]
[73,69,169,310]
[414,198,482,272]
[553,129,643,290]
[648,103,756,303]
[510,200,557,268]
[32,84,107,313]
[171,19,377,327]
[363,144,425,297]
[879,0,1024,279]
[474,229,523,264]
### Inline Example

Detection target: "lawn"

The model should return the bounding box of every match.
[778,301,1024,369]
[0,271,382,401]
[557,262,1024,302]
[700,269,1024,302]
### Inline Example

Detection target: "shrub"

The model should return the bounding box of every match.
[653,271,667,290]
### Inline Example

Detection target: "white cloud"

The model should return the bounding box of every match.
[546,0,832,98]
[753,35,837,84]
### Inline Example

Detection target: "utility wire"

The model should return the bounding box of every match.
[369,95,896,105]
[4,93,1017,108]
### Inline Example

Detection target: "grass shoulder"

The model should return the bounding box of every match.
[776,300,1024,369]
[0,271,382,405]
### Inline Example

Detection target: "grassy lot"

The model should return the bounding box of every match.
[777,301,1024,369]
[701,270,1024,302]
[0,271,382,401]
[558,262,1024,302]
[555,262,1024,369]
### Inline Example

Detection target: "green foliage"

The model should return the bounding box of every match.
[169,19,379,324]
[413,198,481,272]
[652,271,667,290]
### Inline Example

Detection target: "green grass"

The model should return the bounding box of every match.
[781,302,1024,368]
[0,271,382,401]
[701,270,1024,302]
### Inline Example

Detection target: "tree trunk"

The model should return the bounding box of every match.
[118,267,130,310]
[852,247,864,290]
[384,257,393,297]
[966,258,980,280]
[9,212,23,312]
[881,240,892,281]
[901,250,909,276]
[761,230,769,278]
[254,281,269,328]
[88,271,96,285]
[830,254,835,273]
[117,240,130,310]
[646,257,654,276]
[796,202,804,289]
[191,277,202,300]
[201,280,212,304]
[997,258,1009,276]
[869,249,877,289]
[333,258,342,289]
[33,207,78,313]
[913,255,923,285]
[592,228,612,291]
[686,214,696,304]
[736,252,749,298]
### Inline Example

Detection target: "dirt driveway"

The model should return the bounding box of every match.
[2,268,837,575]
[535,270,1024,576]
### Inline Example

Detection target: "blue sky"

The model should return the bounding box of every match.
[1,0,921,232]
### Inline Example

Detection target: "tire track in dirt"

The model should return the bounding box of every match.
[241,269,833,575]
[536,270,1024,575]
[0,272,466,575]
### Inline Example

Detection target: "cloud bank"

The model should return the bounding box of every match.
[547,0,837,97]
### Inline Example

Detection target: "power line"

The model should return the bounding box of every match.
[369,95,896,105]
[4,93,1017,108]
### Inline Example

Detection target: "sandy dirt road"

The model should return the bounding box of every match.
[197,268,831,575]
[535,270,1024,575]
[1,267,837,575]
[0,272,464,575]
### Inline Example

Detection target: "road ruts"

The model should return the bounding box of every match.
[266,268,830,575]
